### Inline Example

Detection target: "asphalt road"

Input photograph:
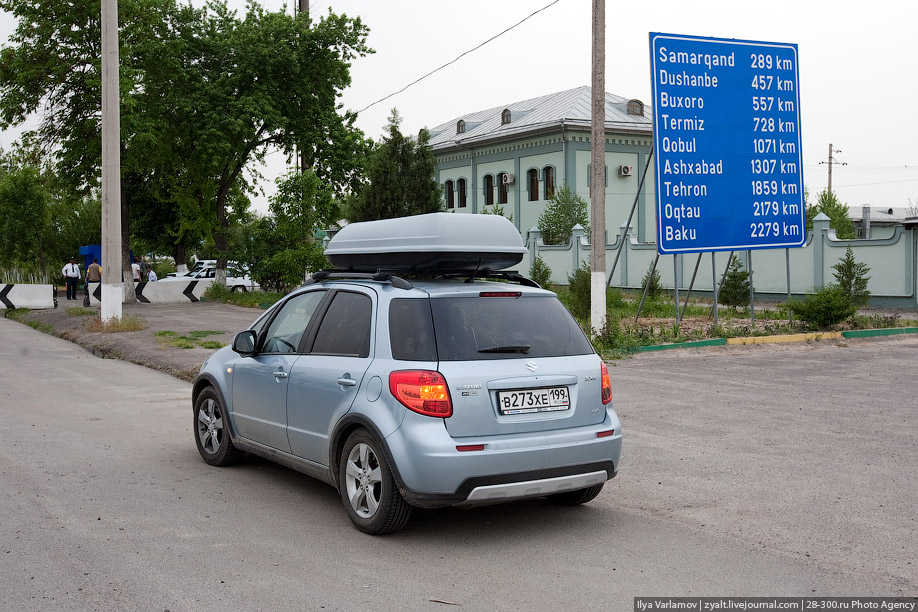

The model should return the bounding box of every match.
[1,316,915,611]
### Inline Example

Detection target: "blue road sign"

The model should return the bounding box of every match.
[650,33,804,254]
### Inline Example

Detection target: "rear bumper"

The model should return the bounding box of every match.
[385,407,622,509]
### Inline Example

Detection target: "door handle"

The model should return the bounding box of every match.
[336,377,357,387]
[272,371,288,379]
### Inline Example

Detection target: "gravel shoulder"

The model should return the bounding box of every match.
[13,301,261,381]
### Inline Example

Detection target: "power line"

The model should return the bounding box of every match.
[357,0,563,114]
[834,178,918,188]
[803,164,916,171]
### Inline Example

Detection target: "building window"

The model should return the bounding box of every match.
[456,120,466,134]
[627,99,644,116]
[457,178,467,208]
[497,173,509,204]
[501,109,511,125]
[445,180,454,209]
[484,174,494,206]
[543,166,555,200]
[527,169,539,202]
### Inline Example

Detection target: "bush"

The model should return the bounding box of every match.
[832,247,870,307]
[640,261,663,301]
[719,255,750,309]
[566,261,591,320]
[530,255,552,288]
[786,285,857,330]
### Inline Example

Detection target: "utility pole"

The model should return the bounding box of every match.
[820,143,846,195]
[100,0,123,321]
[297,0,310,175]
[589,0,606,334]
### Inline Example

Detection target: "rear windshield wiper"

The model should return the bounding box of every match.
[478,345,531,354]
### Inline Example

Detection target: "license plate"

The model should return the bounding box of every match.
[497,387,570,415]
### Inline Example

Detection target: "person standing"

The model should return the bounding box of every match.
[61,257,81,301]
[147,266,158,282]
[86,257,102,283]
[132,257,142,284]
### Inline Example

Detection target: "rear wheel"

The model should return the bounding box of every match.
[194,387,242,466]
[231,285,247,292]
[546,483,604,506]
[339,429,412,534]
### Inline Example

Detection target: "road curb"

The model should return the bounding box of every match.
[629,326,918,354]
[726,331,843,345]
[841,327,918,338]
[634,338,728,352]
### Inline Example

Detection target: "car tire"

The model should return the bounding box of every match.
[194,387,243,467]
[231,285,247,293]
[339,429,412,535]
[546,483,604,506]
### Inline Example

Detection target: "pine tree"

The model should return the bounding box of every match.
[348,109,443,221]
[832,247,871,307]
[719,255,750,309]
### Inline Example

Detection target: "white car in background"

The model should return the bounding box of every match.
[161,264,258,292]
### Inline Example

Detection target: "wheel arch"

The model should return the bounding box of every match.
[329,414,404,492]
[192,375,239,440]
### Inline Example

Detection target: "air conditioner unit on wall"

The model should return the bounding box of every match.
[501,173,515,185]
[619,165,633,177]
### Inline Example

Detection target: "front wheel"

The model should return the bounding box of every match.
[339,429,412,535]
[194,387,242,467]
[546,483,605,506]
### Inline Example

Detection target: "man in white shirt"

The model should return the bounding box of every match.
[61,257,81,301]
[132,257,142,284]
[147,267,158,282]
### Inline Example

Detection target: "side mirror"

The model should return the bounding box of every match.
[232,330,258,356]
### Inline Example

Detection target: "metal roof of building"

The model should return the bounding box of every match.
[426,86,652,150]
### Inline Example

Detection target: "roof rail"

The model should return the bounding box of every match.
[305,270,413,289]
[305,269,540,289]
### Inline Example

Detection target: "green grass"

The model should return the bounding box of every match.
[86,315,148,332]
[203,283,284,309]
[156,329,226,349]
[67,306,96,317]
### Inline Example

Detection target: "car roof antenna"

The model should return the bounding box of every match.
[465,258,483,283]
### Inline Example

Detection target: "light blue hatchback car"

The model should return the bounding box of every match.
[192,214,622,534]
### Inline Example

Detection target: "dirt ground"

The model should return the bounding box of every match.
[13,301,261,382]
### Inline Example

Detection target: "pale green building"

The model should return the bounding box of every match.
[428,86,655,243]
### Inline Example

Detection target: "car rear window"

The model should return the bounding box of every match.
[389,299,438,361]
[389,294,593,361]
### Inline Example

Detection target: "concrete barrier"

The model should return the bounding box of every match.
[0,284,58,309]
[87,279,213,305]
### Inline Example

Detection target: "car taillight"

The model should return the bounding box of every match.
[600,362,613,405]
[479,291,522,298]
[389,370,452,417]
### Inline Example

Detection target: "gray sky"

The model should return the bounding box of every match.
[3,0,916,214]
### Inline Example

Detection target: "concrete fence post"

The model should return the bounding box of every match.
[571,224,586,272]
[812,213,831,290]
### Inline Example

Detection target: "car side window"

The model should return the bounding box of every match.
[311,291,372,358]
[261,291,326,354]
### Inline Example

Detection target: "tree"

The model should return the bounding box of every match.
[0,165,51,273]
[832,247,870,307]
[0,0,183,300]
[538,186,589,245]
[813,189,856,239]
[719,255,750,310]
[241,171,330,292]
[141,3,371,283]
[348,109,442,222]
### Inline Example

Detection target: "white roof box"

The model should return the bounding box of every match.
[325,213,527,272]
